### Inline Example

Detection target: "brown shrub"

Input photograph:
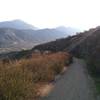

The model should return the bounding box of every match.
[0,63,36,100]
[17,52,70,82]
[0,52,71,100]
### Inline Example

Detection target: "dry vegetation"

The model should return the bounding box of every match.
[0,52,72,100]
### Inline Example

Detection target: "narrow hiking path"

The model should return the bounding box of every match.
[42,58,96,100]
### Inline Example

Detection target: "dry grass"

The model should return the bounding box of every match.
[0,62,37,100]
[0,52,71,100]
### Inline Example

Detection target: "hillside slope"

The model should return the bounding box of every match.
[33,27,100,75]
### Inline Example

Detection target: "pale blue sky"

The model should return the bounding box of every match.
[0,0,100,30]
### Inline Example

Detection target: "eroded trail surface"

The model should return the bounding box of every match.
[42,58,96,100]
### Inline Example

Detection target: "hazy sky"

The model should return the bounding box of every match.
[0,0,100,30]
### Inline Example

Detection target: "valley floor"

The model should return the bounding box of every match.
[42,58,97,100]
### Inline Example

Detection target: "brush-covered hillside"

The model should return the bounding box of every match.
[33,26,100,76]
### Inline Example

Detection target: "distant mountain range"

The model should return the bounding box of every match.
[0,20,80,53]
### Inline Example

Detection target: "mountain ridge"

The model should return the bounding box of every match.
[0,19,38,30]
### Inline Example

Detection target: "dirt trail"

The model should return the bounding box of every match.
[42,58,96,100]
